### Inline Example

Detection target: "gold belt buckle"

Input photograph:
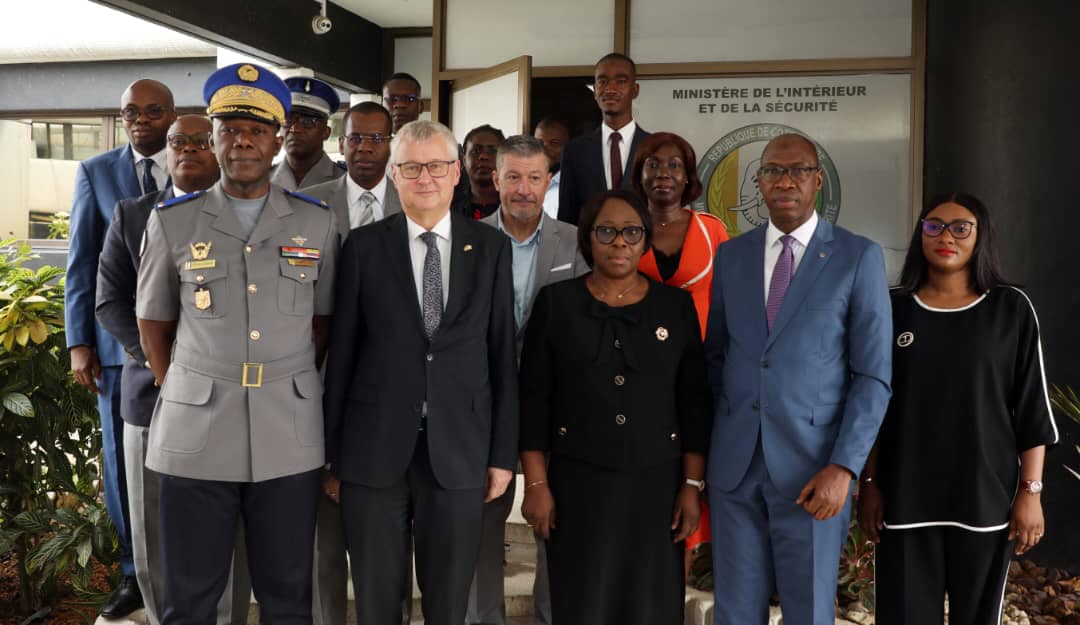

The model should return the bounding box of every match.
[242,362,263,388]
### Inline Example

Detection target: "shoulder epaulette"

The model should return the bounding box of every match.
[156,189,204,210]
[336,160,347,171]
[284,188,329,209]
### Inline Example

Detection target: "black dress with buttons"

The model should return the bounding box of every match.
[519,275,709,625]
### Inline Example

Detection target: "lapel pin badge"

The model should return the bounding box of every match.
[656,326,669,341]
[819,251,826,258]
[292,235,308,246]
[464,244,473,252]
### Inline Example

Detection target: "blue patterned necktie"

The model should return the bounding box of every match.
[140,158,158,195]
[420,231,443,339]
[766,235,794,332]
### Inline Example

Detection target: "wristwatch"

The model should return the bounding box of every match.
[685,478,706,492]
[1020,480,1043,495]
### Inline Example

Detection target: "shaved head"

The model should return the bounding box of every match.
[121,79,176,154]
[761,133,818,165]
[122,79,175,110]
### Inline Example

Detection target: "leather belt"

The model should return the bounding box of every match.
[171,344,316,388]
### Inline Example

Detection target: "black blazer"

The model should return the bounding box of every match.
[95,188,170,426]
[324,210,519,490]
[519,277,709,470]
[556,124,650,226]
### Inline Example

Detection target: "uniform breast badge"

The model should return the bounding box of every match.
[291,235,308,246]
[194,287,212,310]
[281,246,320,267]
[185,241,216,270]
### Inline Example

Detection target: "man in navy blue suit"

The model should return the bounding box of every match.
[704,134,892,625]
[65,78,176,619]
[556,53,649,226]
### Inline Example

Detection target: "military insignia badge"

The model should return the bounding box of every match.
[237,64,259,82]
[194,288,212,310]
[656,326,669,341]
[291,235,308,246]
[190,241,212,260]
[280,246,321,259]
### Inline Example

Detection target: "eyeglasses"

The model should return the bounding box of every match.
[385,94,419,105]
[593,225,646,245]
[283,114,324,129]
[120,105,172,121]
[757,165,820,184]
[344,133,391,146]
[467,145,499,158]
[921,219,976,239]
[395,160,455,179]
[167,133,211,150]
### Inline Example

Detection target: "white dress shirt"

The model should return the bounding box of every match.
[131,146,168,195]
[763,210,819,304]
[544,169,561,221]
[346,174,388,227]
[406,210,452,310]
[600,120,637,190]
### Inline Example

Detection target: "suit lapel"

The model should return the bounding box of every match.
[765,219,834,348]
[114,145,141,201]
[530,215,558,303]
[384,179,402,217]
[383,214,426,334]
[330,178,349,234]
[440,212,474,331]
[588,128,607,190]
[622,126,648,183]
[202,184,251,242]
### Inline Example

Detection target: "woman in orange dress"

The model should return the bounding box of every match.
[632,131,728,558]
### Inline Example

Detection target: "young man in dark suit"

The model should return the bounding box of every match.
[66,78,176,618]
[323,120,518,625]
[557,53,649,226]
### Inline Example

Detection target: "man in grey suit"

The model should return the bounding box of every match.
[305,101,402,237]
[96,114,251,625]
[471,135,587,625]
[304,101,407,625]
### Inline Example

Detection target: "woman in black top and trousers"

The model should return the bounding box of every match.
[518,189,709,625]
[858,192,1058,625]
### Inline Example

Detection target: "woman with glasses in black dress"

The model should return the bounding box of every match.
[518,189,709,625]
[858,192,1058,625]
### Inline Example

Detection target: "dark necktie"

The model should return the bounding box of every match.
[766,235,794,332]
[420,231,443,339]
[609,132,623,189]
[141,158,158,195]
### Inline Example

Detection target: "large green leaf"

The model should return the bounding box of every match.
[13,510,52,534]
[3,391,34,417]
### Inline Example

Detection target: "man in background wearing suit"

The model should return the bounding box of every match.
[271,77,346,190]
[704,134,892,625]
[66,78,176,619]
[304,101,406,625]
[323,120,518,625]
[96,114,252,625]
[306,101,402,238]
[557,53,649,226]
[471,136,586,625]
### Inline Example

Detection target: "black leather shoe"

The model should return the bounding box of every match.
[100,575,144,618]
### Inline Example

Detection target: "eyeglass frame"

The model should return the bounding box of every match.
[756,165,821,184]
[394,160,456,179]
[120,105,173,121]
[166,133,212,150]
[384,94,420,105]
[282,113,326,130]
[920,218,977,239]
[344,133,392,147]
[593,225,646,245]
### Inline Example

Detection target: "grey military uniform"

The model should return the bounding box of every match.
[270,152,345,190]
[136,182,337,483]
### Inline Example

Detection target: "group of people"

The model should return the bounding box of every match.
[64,49,1058,625]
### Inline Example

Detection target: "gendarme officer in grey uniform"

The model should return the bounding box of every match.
[136,63,337,625]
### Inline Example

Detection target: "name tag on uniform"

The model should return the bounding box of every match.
[194,287,212,310]
[280,246,320,259]
[287,259,317,267]
[184,259,217,270]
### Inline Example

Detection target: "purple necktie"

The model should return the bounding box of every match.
[766,235,794,332]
